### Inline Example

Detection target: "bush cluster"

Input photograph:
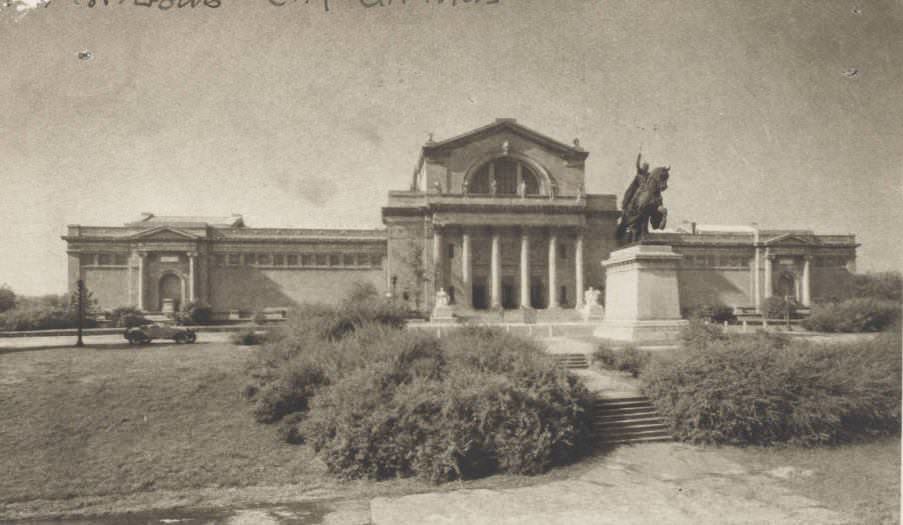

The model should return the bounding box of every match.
[763,296,801,319]
[815,271,902,303]
[802,298,901,333]
[642,323,901,446]
[593,344,651,377]
[1,300,97,331]
[110,306,147,328]
[181,301,214,325]
[231,330,269,346]
[243,296,592,483]
[682,304,736,324]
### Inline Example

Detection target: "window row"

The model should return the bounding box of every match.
[215,252,382,268]
[81,253,129,266]
[815,256,848,268]
[684,254,749,269]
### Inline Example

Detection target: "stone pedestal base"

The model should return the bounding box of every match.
[594,243,687,343]
[430,305,456,323]
[594,319,688,343]
[581,304,604,322]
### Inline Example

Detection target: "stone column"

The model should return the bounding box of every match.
[753,248,761,312]
[462,231,472,308]
[490,229,502,309]
[137,252,146,311]
[802,256,812,306]
[188,252,196,303]
[575,232,585,309]
[764,252,773,299]
[548,230,559,308]
[433,226,443,291]
[520,229,531,308]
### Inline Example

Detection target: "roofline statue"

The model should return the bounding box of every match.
[615,153,670,243]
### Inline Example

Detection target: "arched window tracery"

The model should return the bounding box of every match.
[467,158,543,196]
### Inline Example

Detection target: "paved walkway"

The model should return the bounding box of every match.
[370,442,850,524]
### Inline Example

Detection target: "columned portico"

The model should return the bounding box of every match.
[137,252,146,310]
[764,252,773,299]
[574,232,584,309]
[188,252,197,303]
[490,229,502,309]
[520,230,531,308]
[547,231,559,308]
[801,256,812,306]
[433,227,444,291]
[462,231,472,305]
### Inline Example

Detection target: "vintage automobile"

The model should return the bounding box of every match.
[124,322,197,344]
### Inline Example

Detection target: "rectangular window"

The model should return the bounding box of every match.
[357,254,369,267]
[257,253,271,266]
[81,254,96,265]
[246,253,257,265]
[227,254,241,266]
[97,253,113,266]
[274,254,285,266]
[316,254,328,266]
[343,253,355,266]
[329,254,340,266]
[302,254,314,266]
[215,254,226,267]
[159,255,179,263]
[448,244,455,259]
[114,254,128,266]
[370,254,382,268]
[287,254,299,266]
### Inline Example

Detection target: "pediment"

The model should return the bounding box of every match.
[764,233,821,246]
[129,226,200,241]
[422,119,588,161]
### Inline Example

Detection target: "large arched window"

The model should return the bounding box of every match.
[468,158,542,196]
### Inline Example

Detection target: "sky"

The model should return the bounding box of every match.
[1,0,901,295]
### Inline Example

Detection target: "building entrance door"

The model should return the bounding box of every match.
[159,274,182,312]
[472,282,488,310]
[530,279,545,309]
[776,271,796,301]
[501,282,516,309]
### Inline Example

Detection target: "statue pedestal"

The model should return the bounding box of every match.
[594,244,687,343]
[581,303,605,322]
[430,288,456,322]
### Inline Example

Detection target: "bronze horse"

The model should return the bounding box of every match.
[616,154,670,243]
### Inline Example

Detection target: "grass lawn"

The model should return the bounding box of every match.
[0,342,330,504]
[720,438,901,525]
[0,341,592,519]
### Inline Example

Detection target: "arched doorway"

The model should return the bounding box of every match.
[159,273,183,313]
[776,271,796,300]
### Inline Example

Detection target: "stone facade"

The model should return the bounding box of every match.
[62,120,858,318]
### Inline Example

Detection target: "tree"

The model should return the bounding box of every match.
[0,284,15,313]
[398,239,430,311]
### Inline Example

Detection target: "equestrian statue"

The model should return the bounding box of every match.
[615,153,671,243]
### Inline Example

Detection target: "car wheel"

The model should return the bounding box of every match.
[186,332,197,344]
[174,333,186,344]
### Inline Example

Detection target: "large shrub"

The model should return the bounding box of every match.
[244,303,592,482]
[182,301,213,325]
[110,306,147,328]
[299,328,592,482]
[593,344,651,377]
[802,298,901,333]
[816,271,902,303]
[683,303,736,324]
[643,329,901,446]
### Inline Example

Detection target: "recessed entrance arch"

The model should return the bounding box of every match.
[775,271,796,300]
[158,273,184,312]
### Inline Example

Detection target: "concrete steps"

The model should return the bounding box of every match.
[554,353,590,369]
[591,396,672,446]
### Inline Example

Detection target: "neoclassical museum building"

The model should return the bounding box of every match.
[63,119,858,320]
